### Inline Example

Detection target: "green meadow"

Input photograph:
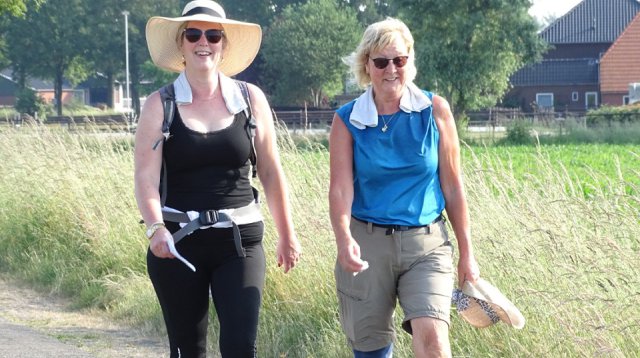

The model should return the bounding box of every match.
[0,125,638,357]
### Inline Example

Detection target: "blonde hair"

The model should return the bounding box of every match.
[346,17,416,88]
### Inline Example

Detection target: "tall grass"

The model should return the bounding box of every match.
[0,125,638,357]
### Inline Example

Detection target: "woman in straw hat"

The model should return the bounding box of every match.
[134,1,301,356]
[329,17,480,357]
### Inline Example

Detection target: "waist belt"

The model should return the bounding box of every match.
[353,214,444,235]
[161,202,263,257]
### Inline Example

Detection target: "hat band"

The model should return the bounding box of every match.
[183,6,224,18]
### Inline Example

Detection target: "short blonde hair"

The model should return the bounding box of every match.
[346,17,416,88]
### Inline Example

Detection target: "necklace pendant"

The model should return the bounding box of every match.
[382,124,388,132]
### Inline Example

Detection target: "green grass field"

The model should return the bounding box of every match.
[0,125,638,357]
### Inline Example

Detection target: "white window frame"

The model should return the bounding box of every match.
[572,91,579,102]
[585,92,598,109]
[536,93,554,109]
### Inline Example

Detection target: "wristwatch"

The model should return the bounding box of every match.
[145,222,166,239]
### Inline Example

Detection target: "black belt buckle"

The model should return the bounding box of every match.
[385,225,409,235]
[199,210,219,226]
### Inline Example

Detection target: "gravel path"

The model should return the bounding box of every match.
[0,275,167,357]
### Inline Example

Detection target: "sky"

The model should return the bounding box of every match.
[528,0,583,21]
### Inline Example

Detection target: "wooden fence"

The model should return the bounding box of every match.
[2,111,333,132]
[4,108,611,135]
[2,114,135,131]
[272,110,334,130]
[45,114,133,129]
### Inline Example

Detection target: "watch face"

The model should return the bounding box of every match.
[146,223,163,238]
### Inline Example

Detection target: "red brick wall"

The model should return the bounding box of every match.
[601,13,640,105]
[504,84,598,112]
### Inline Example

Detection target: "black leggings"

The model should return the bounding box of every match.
[147,222,265,358]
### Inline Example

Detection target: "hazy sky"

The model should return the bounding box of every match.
[529,0,583,20]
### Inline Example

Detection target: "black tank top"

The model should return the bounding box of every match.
[162,108,254,212]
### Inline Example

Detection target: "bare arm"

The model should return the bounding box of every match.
[329,114,366,273]
[133,91,174,258]
[432,95,480,287]
[248,83,301,273]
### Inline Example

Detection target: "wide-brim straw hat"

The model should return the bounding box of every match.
[452,278,525,329]
[145,0,262,76]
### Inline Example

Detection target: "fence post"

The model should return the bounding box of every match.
[304,102,308,134]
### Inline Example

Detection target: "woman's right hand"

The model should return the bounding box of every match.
[149,227,176,259]
[336,236,367,274]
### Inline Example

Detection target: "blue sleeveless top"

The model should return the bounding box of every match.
[336,90,445,226]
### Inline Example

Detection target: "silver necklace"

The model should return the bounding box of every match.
[380,112,399,132]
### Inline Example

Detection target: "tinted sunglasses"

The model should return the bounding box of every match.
[370,56,409,69]
[183,28,224,44]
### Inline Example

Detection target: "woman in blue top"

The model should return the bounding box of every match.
[329,18,480,358]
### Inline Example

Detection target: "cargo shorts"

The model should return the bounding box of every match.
[334,217,454,352]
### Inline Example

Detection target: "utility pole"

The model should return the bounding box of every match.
[122,10,130,110]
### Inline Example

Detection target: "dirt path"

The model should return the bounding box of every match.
[0,274,167,357]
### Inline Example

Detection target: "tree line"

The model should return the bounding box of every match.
[0,0,546,119]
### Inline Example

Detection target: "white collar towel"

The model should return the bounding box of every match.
[173,71,247,115]
[349,82,432,129]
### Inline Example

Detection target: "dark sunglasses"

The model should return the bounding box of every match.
[183,28,224,44]
[370,56,409,69]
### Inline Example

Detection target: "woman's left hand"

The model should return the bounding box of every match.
[277,236,302,273]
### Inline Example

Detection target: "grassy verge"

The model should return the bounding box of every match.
[0,125,638,356]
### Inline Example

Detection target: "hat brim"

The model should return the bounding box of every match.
[146,14,261,76]
[461,278,526,329]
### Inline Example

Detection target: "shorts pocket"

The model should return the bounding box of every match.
[334,261,369,300]
[335,262,370,341]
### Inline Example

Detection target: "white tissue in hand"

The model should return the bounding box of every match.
[353,261,369,276]
[166,239,196,272]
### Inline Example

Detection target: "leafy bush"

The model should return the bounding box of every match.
[501,119,533,145]
[586,104,640,126]
[454,113,470,141]
[15,88,46,117]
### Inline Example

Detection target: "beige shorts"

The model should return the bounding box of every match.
[334,217,454,352]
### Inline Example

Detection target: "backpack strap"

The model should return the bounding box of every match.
[235,80,258,178]
[154,83,175,207]
[153,83,175,150]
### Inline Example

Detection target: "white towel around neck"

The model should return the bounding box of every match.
[349,82,432,130]
[173,71,247,115]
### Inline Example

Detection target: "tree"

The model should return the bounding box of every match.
[2,0,178,116]
[216,0,307,85]
[262,0,361,107]
[0,0,44,78]
[0,0,44,17]
[82,0,177,113]
[124,0,179,115]
[396,0,546,118]
[342,0,396,26]
[218,0,307,28]
[5,0,90,116]
[139,59,176,95]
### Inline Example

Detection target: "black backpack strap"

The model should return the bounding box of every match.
[154,83,176,207]
[235,80,258,178]
[153,84,175,150]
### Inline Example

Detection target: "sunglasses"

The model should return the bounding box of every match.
[183,28,224,44]
[370,56,409,69]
